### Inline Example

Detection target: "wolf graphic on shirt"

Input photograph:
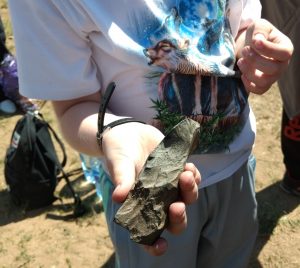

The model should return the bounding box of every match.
[137,0,248,153]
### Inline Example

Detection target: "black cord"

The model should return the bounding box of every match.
[96,82,145,148]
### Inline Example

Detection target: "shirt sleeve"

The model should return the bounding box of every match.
[8,0,101,100]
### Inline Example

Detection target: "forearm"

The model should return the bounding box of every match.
[51,94,126,157]
[52,101,100,156]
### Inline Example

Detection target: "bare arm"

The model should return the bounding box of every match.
[52,89,201,256]
[51,90,127,156]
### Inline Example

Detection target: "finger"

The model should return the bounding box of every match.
[240,46,283,76]
[143,238,168,256]
[252,33,293,62]
[167,202,187,235]
[237,58,278,90]
[245,19,293,62]
[179,170,199,204]
[241,73,276,95]
[244,19,270,48]
[106,157,136,203]
[184,162,201,185]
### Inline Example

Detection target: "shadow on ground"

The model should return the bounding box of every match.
[0,174,103,226]
[250,181,299,267]
[101,253,116,268]
[1,174,298,267]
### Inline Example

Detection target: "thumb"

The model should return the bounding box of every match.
[245,19,271,48]
[245,19,292,61]
[107,157,136,203]
[251,19,272,41]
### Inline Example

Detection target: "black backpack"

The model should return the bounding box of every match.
[4,111,85,216]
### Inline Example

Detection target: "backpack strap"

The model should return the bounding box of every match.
[37,112,85,217]
[38,112,67,168]
[56,162,86,217]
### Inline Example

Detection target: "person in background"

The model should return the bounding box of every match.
[260,0,300,196]
[0,14,37,114]
[8,1,293,267]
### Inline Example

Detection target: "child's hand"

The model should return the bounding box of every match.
[143,162,200,256]
[102,122,201,256]
[237,19,294,94]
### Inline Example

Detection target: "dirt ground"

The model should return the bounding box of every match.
[0,2,299,267]
[1,87,299,268]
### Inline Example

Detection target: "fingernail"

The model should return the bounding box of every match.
[254,34,265,49]
[237,58,244,68]
[255,33,266,41]
[155,240,167,252]
[241,47,253,58]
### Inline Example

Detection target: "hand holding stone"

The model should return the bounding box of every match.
[114,118,200,245]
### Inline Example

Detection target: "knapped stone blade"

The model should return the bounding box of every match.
[114,118,200,245]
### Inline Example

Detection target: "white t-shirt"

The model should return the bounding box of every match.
[9,0,261,188]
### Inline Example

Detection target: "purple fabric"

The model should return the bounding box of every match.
[0,54,19,101]
[0,53,37,112]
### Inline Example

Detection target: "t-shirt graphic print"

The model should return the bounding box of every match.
[138,0,247,153]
